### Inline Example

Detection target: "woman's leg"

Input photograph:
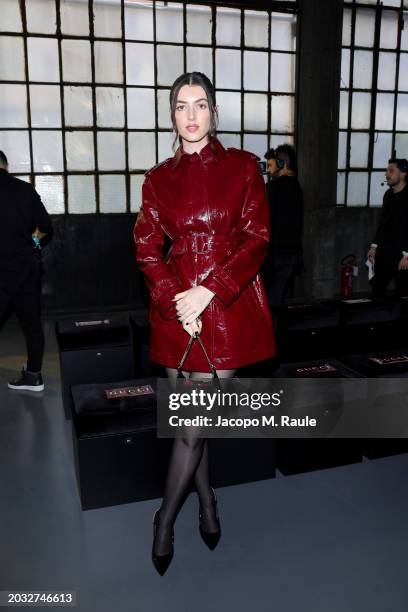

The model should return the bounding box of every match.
[190,370,235,532]
[154,368,235,554]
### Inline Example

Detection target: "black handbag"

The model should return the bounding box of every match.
[177,331,219,380]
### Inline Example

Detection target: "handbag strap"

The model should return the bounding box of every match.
[177,332,218,378]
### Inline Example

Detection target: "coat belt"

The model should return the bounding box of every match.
[171,234,237,255]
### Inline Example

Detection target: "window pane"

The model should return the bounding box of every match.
[216,50,241,89]
[217,92,241,131]
[350,132,369,167]
[369,172,387,207]
[68,175,96,213]
[378,52,397,90]
[0,85,28,128]
[342,9,352,47]
[125,3,154,41]
[353,50,373,89]
[95,42,123,84]
[156,2,183,43]
[30,85,61,127]
[396,94,408,130]
[99,175,126,213]
[96,87,125,128]
[373,132,392,168]
[380,10,398,50]
[401,14,408,50]
[375,93,395,129]
[158,132,174,163]
[186,47,213,81]
[28,37,60,82]
[32,131,64,172]
[395,133,408,157]
[60,0,89,36]
[270,52,295,92]
[127,88,155,129]
[128,132,156,170]
[243,134,267,159]
[157,89,172,129]
[337,172,346,205]
[218,133,241,149]
[245,11,268,48]
[351,92,371,129]
[0,37,25,81]
[157,45,184,87]
[341,49,350,88]
[271,95,294,132]
[97,132,126,170]
[339,91,349,129]
[26,0,56,34]
[398,53,408,90]
[130,174,144,212]
[64,86,93,127]
[94,0,122,39]
[270,134,294,149]
[338,132,347,169]
[35,175,64,214]
[348,172,368,206]
[66,131,95,171]
[355,9,375,47]
[272,13,296,51]
[0,0,23,32]
[126,43,155,85]
[62,40,92,83]
[244,51,269,91]
[244,94,267,131]
[216,7,241,47]
[0,131,31,173]
[187,5,212,44]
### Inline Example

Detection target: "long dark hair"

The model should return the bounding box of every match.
[169,72,218,151]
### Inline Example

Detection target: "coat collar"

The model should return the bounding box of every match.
[170,136,226,170]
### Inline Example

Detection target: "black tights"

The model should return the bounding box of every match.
[153,368,235,555]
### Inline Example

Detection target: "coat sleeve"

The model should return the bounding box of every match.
[133,176,186,319]
[31,186,52,234]
[372,191,390,247]
[200,156,270,308]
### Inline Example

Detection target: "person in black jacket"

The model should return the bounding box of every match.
[367,158,408,297]
[263,144,304,307]
[0,151,52,391]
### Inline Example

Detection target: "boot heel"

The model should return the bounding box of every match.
[199,488,221,551]
[152,510,174,576]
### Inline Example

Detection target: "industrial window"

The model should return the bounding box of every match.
[338,0,408,207]
[0,0,298,214]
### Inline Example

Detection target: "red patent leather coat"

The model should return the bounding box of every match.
[133,137,276,371]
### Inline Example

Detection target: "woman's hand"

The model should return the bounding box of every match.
[398,256,408,271]
[173,286,215,324]
[182,317,202,337]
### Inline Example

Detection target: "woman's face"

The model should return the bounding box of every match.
[174,84,212,145]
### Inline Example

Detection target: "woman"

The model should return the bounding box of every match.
[133,72,276,575]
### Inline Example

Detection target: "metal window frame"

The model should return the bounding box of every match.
[0,0,299,214]
[339,0,407,207]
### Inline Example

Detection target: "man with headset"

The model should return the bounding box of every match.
[263,144,304,307]
[367,158,408,297]
[0,150,52,391]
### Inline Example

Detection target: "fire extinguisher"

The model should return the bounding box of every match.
[340,254,357,298]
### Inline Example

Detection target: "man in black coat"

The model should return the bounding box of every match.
[367,158,408,297]
[263,144,304,307]
[0,150,52,391]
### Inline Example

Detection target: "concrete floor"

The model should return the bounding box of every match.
[1,315,408,612]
